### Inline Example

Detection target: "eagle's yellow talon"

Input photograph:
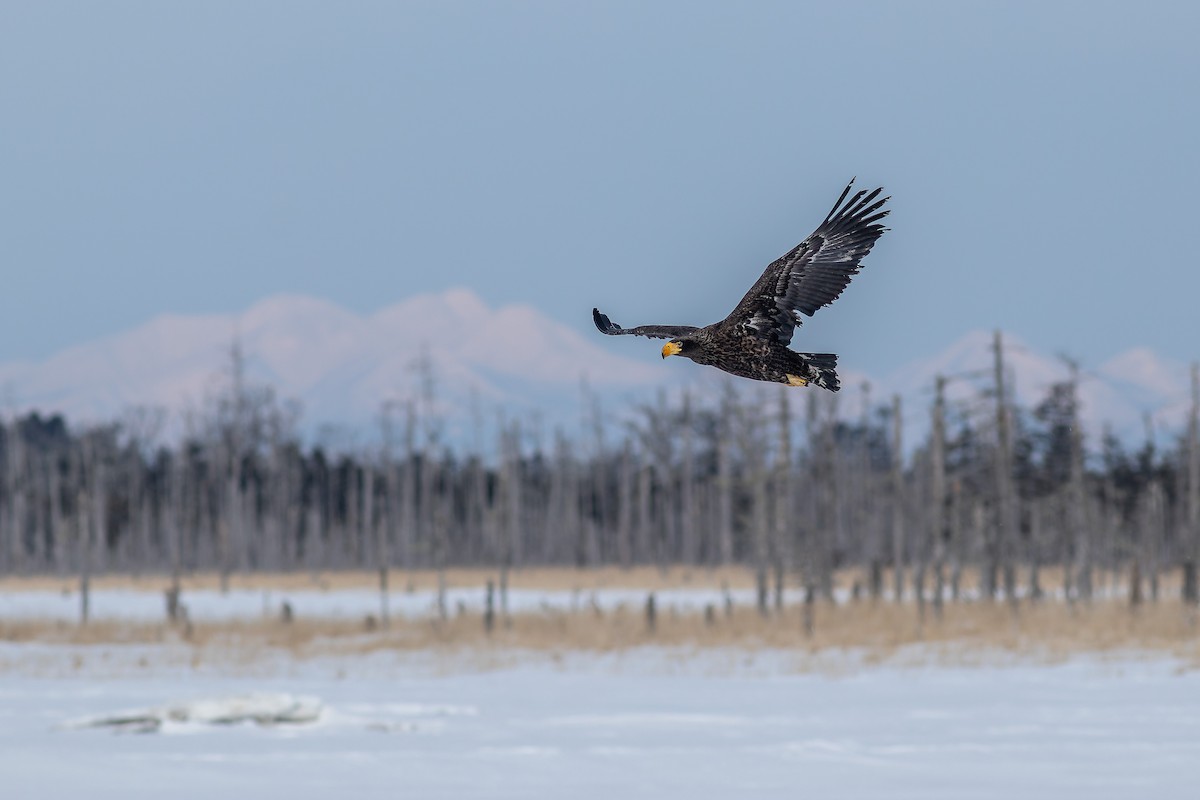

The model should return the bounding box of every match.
[786,374,808,386]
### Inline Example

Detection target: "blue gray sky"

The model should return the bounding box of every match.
[3,1,1198,378]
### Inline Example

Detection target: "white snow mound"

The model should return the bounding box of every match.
[63,692,323,733]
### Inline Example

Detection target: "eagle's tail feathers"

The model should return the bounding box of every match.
[800,352,840,392]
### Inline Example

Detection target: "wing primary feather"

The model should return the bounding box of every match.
[722,179,890,344]
[591,308,700,340]
[822,180,857,225]
[599,180,889,356]
[593,307,622,335]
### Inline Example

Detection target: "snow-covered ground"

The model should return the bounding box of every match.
[3,582,1117,625]
[0,585,780,623]
[1,641,1197,800]
[2,586,1197,798]
[2,578,1143,625]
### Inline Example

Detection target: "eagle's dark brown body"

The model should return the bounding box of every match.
[593,180,889,391]
[671,326,840,390]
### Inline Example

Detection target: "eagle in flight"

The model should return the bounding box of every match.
[593,180,889,391]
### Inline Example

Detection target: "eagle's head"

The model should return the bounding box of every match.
[661,339,688,359]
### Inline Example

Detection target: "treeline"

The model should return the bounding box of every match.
[1,334,1199,611]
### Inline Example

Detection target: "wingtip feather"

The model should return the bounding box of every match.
[593,307,614,334]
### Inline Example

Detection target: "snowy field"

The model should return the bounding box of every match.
[2,585,1199,798]
[0,584,779,623]
[0,578,1136,626]
[1,641,1197,799]
[0,583,1098,625]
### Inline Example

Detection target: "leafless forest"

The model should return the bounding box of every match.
[2,334,1199,619]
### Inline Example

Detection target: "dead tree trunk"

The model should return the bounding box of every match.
[636,457,653,566]
[992,331,1018,607]
[1145,479,1163,603]
[399,401,417,574]
[716,383,735,565]
[740,396,771,617]
[168,451,184,617]
[585,388,606,567]
[930,376,947,618]
[1026,498,1043,602]
[890,394,906,603]
[617,438,634,568]
[369,459,390,630]
[772,388,792,612]
[1184,363,1200,605]
[5,423,26,574]
[49,447,67,577]
[680,391,698,566]
[1068,362,1092,603]
[816,393,838,601]
[500,419,522,621]
[79,438,105,626]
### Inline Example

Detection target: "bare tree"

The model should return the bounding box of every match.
[1185,363,1200,604]
[890,394,906,602]
[1067,362,1091,603]
[992,331,1018,607]
[930,376,947,618]
[715,382,736,565]
[772,388,793,611]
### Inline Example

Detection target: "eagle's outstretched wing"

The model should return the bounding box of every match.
[725,180,889,346]
[592,308,699,340]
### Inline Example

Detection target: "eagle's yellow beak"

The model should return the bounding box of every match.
[661,341,682,359]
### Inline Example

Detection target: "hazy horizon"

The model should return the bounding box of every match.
[0,286,1193,455]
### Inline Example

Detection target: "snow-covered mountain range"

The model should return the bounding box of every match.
[0,289,1193,448]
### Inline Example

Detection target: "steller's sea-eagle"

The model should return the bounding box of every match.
[593,180,889,391]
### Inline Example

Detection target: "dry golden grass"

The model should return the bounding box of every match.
[3,566,1199,672]
[0,565,763,595]
[3,595,1199,671]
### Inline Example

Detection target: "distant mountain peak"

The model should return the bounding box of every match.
[0,289,662,436]
[0,293,1192,448]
